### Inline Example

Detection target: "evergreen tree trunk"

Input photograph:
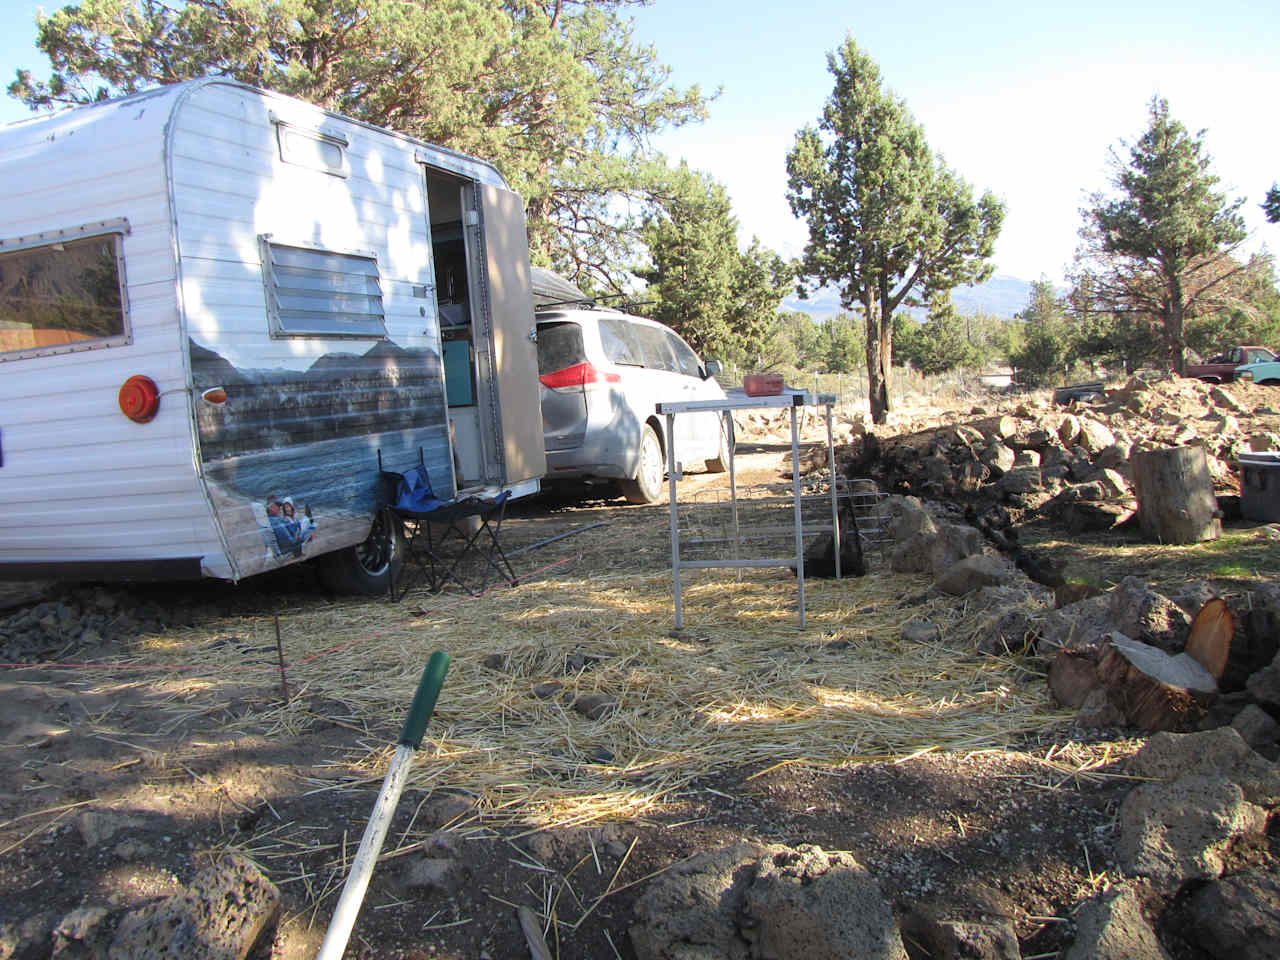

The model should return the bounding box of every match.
[870,276,890,422]
[876,276,894,423]
[526,195,554,263]
[864,290,890,424]
[1166,274,1186,375]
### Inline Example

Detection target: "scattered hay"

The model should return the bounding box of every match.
[122,567,1070,831]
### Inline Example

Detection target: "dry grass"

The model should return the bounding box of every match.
[121,564,1071,831]
[1021,521,1280,596]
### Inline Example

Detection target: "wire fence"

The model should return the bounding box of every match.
[714,362,1015,417]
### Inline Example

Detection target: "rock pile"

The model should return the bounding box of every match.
[0,585,174,665]
[0,853,279,960]
[864,487,1279,741]
[627,729,1280,960]
[841,376,1280,533]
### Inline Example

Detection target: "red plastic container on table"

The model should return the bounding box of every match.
[743,373,784,397]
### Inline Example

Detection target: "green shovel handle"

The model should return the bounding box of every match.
[399,650,450,749]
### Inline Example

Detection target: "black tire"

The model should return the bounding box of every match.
[317,509,406,595]
[704,414,733,473]
[619,423,666,504]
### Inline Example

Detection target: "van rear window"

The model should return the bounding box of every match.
[0,227,128,360]
[537,321,585,374]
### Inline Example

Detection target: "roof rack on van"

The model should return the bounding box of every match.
[535,296,601,310]
[535,294,655,312]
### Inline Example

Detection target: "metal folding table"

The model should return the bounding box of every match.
[657,390,839,629]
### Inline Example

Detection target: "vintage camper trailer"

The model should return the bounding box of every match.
[0,79,545,592]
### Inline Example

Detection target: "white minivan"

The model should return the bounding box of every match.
[535,301,731,503]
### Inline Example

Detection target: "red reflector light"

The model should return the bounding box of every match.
[118,375,160,423]
[538,361,620,390]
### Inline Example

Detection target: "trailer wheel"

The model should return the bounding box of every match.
[318,509,406,595]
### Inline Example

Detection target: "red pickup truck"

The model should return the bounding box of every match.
[1185,345,1278,383]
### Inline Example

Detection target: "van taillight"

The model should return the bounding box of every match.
[538,361,620,390]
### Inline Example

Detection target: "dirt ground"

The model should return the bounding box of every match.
[0,437,1266,960]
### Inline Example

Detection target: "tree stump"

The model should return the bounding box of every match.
[1095,634,1216,730]
[1130,445,1221,544]
[1049,632,1218,731]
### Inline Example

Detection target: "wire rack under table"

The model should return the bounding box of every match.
[676,477,893,569]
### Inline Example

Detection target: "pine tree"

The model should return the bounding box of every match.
[1011,280,1074,387]
[636,165,792,362]
[1078,97,1250,374]
[785,37,1002,423]
[1264,184,1280,224]
[8,0,710,292]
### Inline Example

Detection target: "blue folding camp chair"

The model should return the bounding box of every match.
[378,449,516,600]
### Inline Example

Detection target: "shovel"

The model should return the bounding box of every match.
[316,650,451,960]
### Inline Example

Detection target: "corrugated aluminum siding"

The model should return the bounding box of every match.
[172,83,482,579]
[0,88,225,575]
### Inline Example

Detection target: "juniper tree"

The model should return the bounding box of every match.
[9,0,710,292]
[1077,97,1251,374]
[785,37,1002,423]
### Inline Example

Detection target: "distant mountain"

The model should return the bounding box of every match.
[951,275,1034,318]
[784,274,1033,321]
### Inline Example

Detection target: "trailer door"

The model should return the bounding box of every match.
[474,183,546,485]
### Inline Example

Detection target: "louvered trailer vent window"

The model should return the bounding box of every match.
[261,238,386,338]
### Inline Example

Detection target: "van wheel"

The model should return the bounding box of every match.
[620,424,666,504]
[705,415,733,473]
[317,509,405,595]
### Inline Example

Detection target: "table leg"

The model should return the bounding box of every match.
[791,404,805,628]
[666,412,682,630]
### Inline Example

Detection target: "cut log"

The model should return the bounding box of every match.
[1130,445,1221,544]
[1185,598,1233,681]
[1049,632,1217,731]
[1095,633,1216,731]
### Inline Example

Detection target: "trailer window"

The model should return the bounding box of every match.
[275,121,349,178]
[0,229,128,360]
[261,239,386,339]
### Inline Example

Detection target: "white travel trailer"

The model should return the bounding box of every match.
[0,79,546,592]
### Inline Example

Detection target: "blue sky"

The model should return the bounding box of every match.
[2,0,1277,285]
[626,0,1280,284]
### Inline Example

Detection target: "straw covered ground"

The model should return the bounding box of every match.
[0,445,1146,960]
[131,562,1069,831]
